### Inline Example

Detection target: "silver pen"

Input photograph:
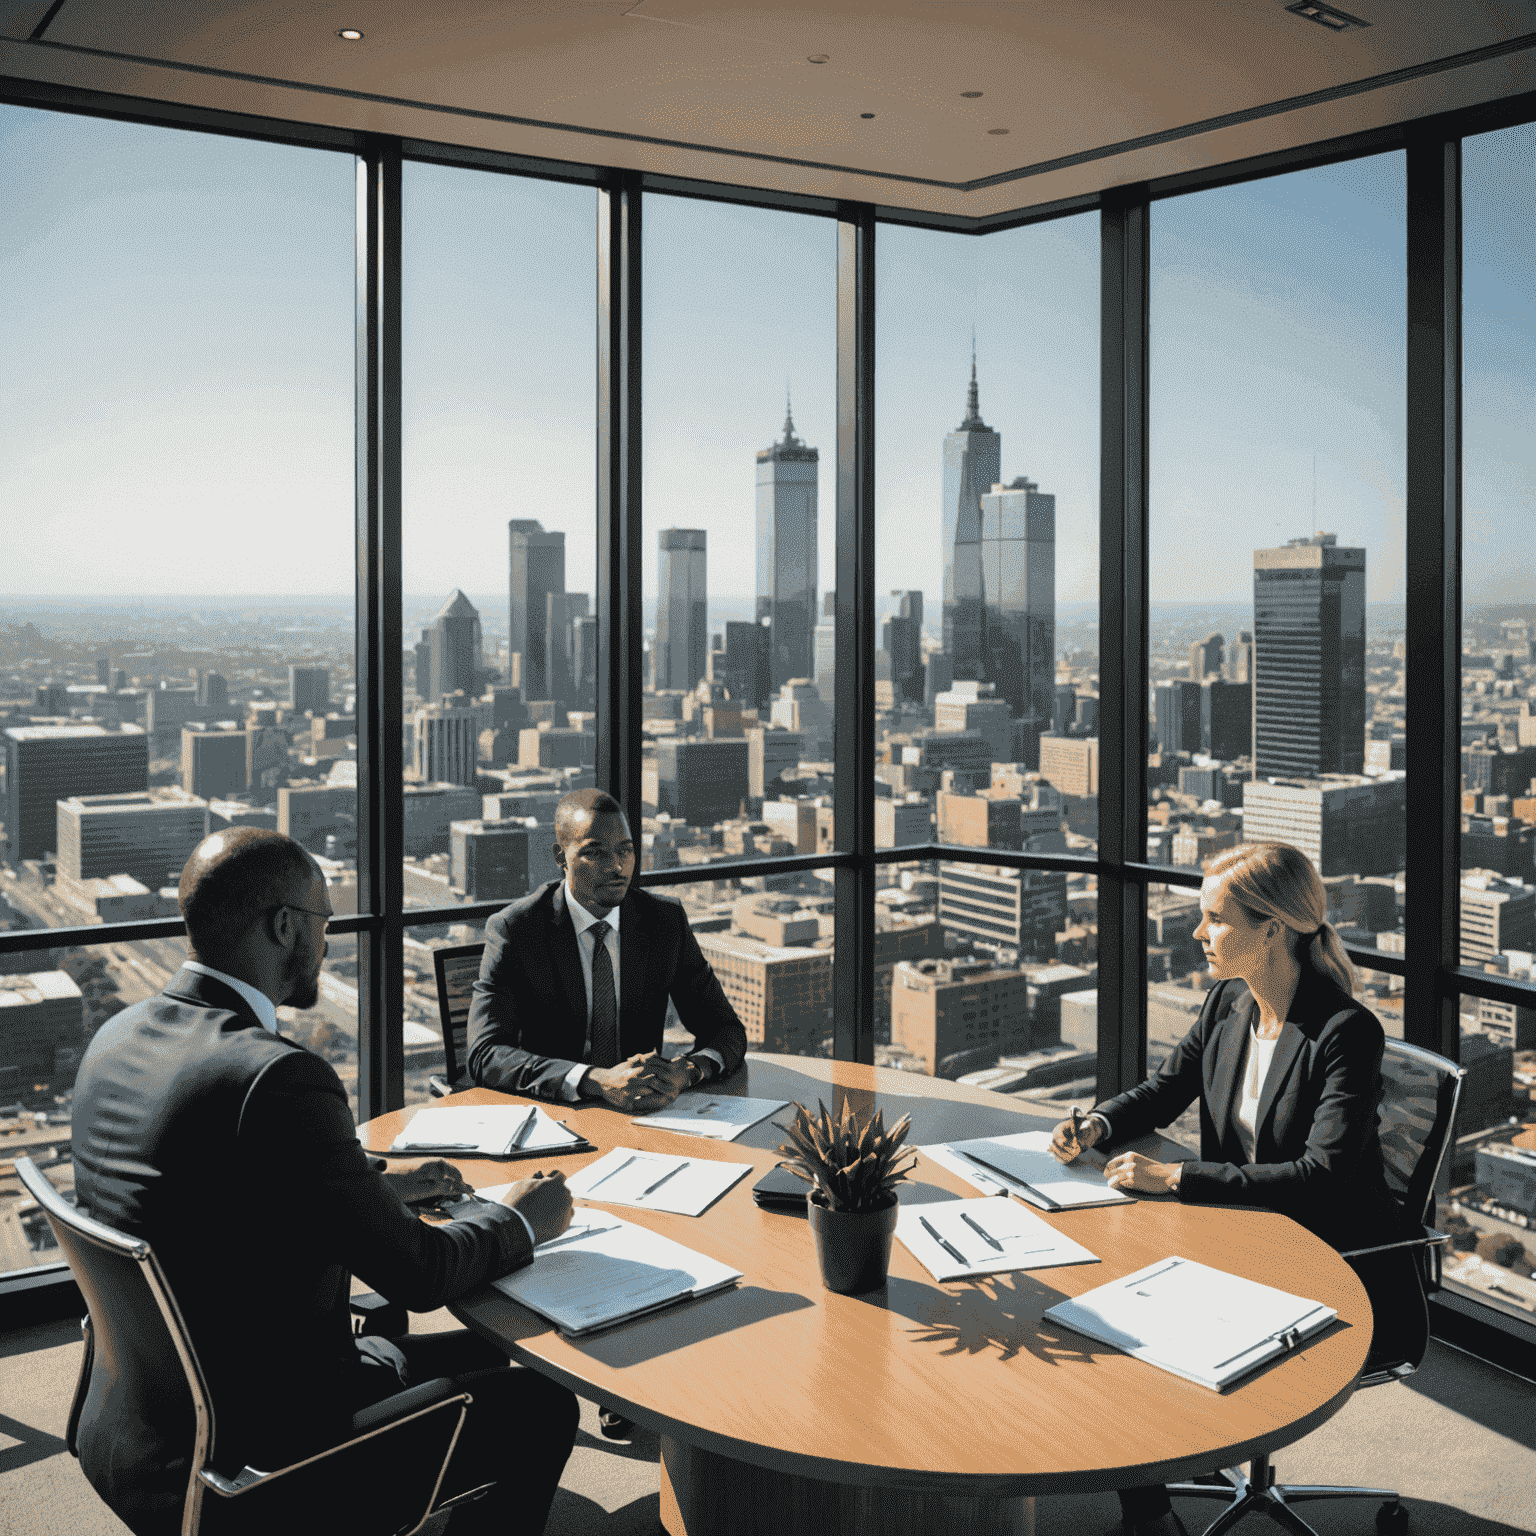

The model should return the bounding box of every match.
[640,1160,689,1198]
[509,1105,539,1150]
[587,1154,638,1190]
[954,1148,1060,1210]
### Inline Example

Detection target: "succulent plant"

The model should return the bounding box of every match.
[774,1097,917,1214]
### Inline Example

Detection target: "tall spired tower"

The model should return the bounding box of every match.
[755,399,819,691]
[941,353,1001,680]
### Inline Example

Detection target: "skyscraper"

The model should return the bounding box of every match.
[942,356,1001,679]
[4,725,150,864]
[974,476,1055,764]
[508,519,566,703]
[413,695,479,787]
[882,591,925,705]
[426,590,483,703]
[656,528,708,692]
[755,403,818,690]
[288,665,330,715]
[1253,534,1366,779]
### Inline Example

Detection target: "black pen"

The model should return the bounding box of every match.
[919,1214,968,1266]
[960,1210,1004,1252]
[954,1148,1061,1211]
[640,1161,688,1198]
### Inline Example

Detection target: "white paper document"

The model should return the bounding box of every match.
[566,1146,752,1216]
[631,1092,790,1141]
[923,1131,1133,1211]
[897,1196,1100,1283]
[390,1103,584,1157]
[490,1212,742,1336]
[1044,1256,1338,1391]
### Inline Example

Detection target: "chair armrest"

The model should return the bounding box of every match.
[1338,1230,1446,1260]
[198,1377,470,1530]
[350,1290,408,1338]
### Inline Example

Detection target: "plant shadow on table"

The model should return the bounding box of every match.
[572,1284,813,1370]
[875,1270,1101,1366]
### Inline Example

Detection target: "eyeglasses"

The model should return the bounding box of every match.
[277,903,334,923]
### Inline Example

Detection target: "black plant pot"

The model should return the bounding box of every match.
[806,1192,899,1294]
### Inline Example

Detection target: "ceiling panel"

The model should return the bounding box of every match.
[2,0,1533,217]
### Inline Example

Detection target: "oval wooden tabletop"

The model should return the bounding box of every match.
[361,1053,1372,1499]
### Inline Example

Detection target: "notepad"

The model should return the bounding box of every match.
[390,1103,586,1157]
[631,1093,790,1141]
[1044,1256,1337,1391]
[490,1212,742,1336]
[923,1131,1133,1211]
[897,1196,1100,1283]
[566,1147,753,1216]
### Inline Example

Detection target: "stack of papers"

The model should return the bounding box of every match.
[897,1197,1099,1282]
[631,1092,789,1141]
[923,1131,1133,1211]
[1044,1256,1338,1391]
[391,1103,586,1158]
[567,1146,752,1216]
[491,1212,742,1336]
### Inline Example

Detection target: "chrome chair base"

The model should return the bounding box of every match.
[1168,1453,1408,1536]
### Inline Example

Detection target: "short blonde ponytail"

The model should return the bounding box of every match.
[1204,842,1356,997]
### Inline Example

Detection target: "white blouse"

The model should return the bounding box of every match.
[1234,1023,1281,1164]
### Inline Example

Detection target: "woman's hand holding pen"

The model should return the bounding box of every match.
[1049,1107,1103,1164]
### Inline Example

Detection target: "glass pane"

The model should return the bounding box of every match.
[876,217,1100,862]
[0,933,359,1278]
[0,107,356,913]
[1445,122,1536,1326]
[401,164,597,912]
[871,857,1099,1114]
[1443,993,1536,1324]
[1149,158,1405,891]
[641,197,836,867]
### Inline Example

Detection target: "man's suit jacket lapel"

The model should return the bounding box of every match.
[548,884,591,1036]
[1207,982,1254,1157]
[617,891,649,1050]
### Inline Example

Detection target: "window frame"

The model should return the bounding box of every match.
[2,72,1533,1367]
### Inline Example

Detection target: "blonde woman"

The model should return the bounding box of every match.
[1050,841,1401,1536]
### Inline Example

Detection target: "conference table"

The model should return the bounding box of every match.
[360,1053,1373,1536]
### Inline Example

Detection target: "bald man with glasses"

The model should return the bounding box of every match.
[71,829,579,1536]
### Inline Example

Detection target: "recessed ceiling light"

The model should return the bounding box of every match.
[807,54,828,64]
[961,91,983,99]
[1285,2,1369,31]
[337,28,364,41]
[987,128,1010,136]
[860,112,875,120]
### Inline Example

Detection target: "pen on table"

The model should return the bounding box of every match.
[587,1154,637,1190]
[509,1104,539,1150]
[400,1142,480,1153]
[919,1214,968,1266]
[959,1210,1005,1252]
[639,1160,689,1198]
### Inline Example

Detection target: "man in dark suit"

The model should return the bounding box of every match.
[466,788,748,1114]
[71,828,579,1536]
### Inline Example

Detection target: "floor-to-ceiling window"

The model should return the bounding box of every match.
[0,104,354,1275]
[1448,120,1536,1325]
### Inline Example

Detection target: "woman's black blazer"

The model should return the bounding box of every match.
[1094,968,1402,1249]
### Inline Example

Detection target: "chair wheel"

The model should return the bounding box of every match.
[1376,1499,1408,1535]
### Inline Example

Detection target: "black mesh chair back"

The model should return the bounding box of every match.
[17,1156,471,1536]
[1377,1037,1464,1227]
[431,943,485,1093]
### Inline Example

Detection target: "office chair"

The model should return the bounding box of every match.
[18,1156,491,1536]
[428,942,485,1097]
[1164,1038,1465,1536]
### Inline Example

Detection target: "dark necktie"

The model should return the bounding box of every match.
[588,920,619,1068]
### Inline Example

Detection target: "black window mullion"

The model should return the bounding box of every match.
[354,135,405,1121]
[596,173,644,823]
[1098,188,1152,1103]
[1403,133,1462,1063]
[833,206,877,1065]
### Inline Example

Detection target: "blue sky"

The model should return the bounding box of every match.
[1,104,1530,623]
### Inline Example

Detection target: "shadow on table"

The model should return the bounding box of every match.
[873,1271,1100,1366]
[573,1283,813,1369]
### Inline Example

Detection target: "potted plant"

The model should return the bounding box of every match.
[775,1097,917,1293]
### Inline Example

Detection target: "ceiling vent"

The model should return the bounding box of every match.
[1285,2,1370,31]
